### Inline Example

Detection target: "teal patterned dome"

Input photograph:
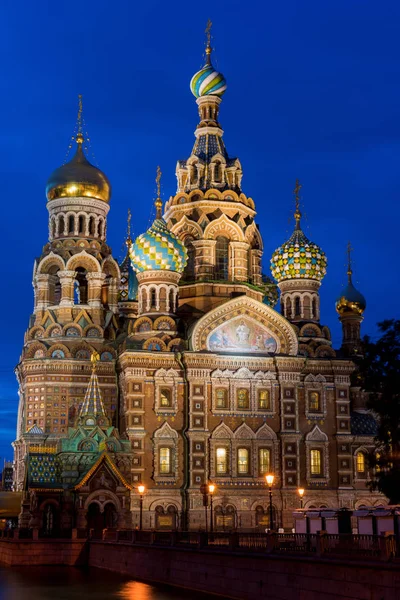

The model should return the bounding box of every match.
[129,218,187,273]
[270,228,327,283]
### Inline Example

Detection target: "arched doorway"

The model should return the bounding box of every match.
[41,503,59,537]
[255,505,277,531]
[155,505,177,530]
[87,501,118,531]
[215,505,236,531]
[104,502,117,528]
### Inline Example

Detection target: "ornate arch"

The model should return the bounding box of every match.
[234,422,255,439]
[190,296,298,356]
[154,421,178,440]
[255,423,278,440]
[46,343,70,358]
[170,215,203,240]
[211,422,234,439]
[25,342,47,359]
[36,252,65,275]
[306,425,328,442]
[203,214,244,242]
[102,256,121,279]
[245,222,263,251]
[66,251,101,273]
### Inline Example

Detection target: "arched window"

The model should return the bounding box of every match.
[214,161,222,182]
[51,219,56,238]
[169,289,174,312]
[258,448,271,475]
[183,236,195,281]
[312,298,317,319]
[74,268,88,304]
[295,297,301,316]
[237,388,249,409]
[215,388,228,409]
[258,389,270,410]
[78,215,85,234]
[310,449,322,476]
[89,216,95,236]
[97,219,102,237]
[68,215,75,234]
[215,236,229,280]
[237,448,249,474]
[309,392,321,412]
[59,215,65,236]
[150,289,157,309]
[159,447,171,474]
[216,447,228,474]
[285,297,291,318]
[356,452,366,473]
[160,389,172,407]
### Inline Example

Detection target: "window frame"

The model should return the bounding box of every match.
[258,447,271,476]
[237,447,250,475]
[216,447,228,475]
[310,448,322,476]
[159,446,172,474]
[237,388,250,410]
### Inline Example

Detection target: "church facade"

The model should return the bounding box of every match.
[13,34,382,532]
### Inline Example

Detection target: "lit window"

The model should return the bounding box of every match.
[259,448,271,475]
[309,392,320,412]
[215,236,229,280]
[356,453,365,473]
[258,390,270,410]
[237,388,249,409]
[310,449,322,475]
[237,448,249,474]
[160,389,172,407]
[159,447,171,474]
[216,447,227,474]
[216,389,228,409]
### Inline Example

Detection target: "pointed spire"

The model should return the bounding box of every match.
[205,18,212,65]
[155,166,163,219]
[78,351,107,424]
[76,94,84,145]
[293,179,302,230]
[347,241,353,283]
[126,208,132,245]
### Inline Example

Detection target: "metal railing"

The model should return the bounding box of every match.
[1,528,399,562]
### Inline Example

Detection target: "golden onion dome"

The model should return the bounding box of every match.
[336,279,366,316]
[46,133,111,203]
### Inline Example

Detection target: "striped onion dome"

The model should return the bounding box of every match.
[129,218,187,274]
[190,47,227,98]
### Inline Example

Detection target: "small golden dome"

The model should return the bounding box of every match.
[46,136,111,203]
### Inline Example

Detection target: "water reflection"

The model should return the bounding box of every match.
[0,567,212,600]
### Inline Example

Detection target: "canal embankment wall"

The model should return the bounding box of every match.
[88,541,400,600]
[1,538,400,599]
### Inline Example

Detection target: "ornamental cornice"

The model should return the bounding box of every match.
[190,296,299,356]
[136,270,181,284]
[47,197,110,215]
[279,279,321,292]
[164,200,255,221]
[193,125,224,138]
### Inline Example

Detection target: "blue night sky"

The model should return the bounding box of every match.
[0,1,399,461]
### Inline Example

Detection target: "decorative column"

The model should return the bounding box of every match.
[34,274,52,312]
[250,249,263,286]
[108,277,120,313]
[136,271,181,316]
[87,272,106,308]
[58,271,76,307]
[193,239,216,281]
[279,279,321,324]
[230,241,250,282]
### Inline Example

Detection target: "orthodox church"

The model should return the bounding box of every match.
[12,29,381,532]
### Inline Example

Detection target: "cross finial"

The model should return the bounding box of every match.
[347,241,353,282]
[75,94,84,144]
[294,179,302,229]
[205,19,212,64]
[126,208,132,246]
[155,166,163,219]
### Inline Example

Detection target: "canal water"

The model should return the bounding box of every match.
[0,566,216,600]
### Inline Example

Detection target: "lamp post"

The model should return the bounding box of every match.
[265,474,275,531]
[138,485,145,531]
[298,487,305,509]
[208,484,215,534]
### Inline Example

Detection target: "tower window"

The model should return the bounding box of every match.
[89,217,95,236]
[68,215,75,234]
[183,236,195,281]
[312,297,317,319]
[215,236,229,280]
[78,215,85,234]
[150,289,157,309]
[310,449,322,476]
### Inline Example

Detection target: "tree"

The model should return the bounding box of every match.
[357,320,400,504]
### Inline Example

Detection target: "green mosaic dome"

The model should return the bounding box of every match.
[270,228,327,283]
[129,218,187,273]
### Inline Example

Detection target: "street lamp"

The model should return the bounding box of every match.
[138,485,145,531]
[208,483,215,534]
[265,474,275,531]
[298,488,305,509]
